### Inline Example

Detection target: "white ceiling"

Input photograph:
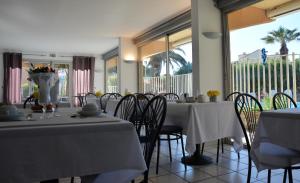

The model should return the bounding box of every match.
[0,0,191,55]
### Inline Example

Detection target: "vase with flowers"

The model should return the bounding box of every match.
[28,65,56,118]
[207,90,220,102]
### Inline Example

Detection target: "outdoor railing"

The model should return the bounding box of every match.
[231,53,300,108]
[107,86,119,93]
[143,73,192,95]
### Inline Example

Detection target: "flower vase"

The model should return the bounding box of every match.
[30,73,54,104]
[209,96,217,102]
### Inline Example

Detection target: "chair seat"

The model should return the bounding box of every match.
[259,142,300,168]
[160,125,183,134]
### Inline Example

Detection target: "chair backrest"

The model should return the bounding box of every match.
[163,93,179,102]
[100,93,118,113]
[114,94,136,121]
[273,92,297,110]
[84,92,99,107]
[234,93,263,152]
[144,93,155,99]
[225,91,240,101]
[23,95,37,108]
[136,94,150,116]
[139,96,167,169]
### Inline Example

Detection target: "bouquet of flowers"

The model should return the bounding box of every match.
[207,90,220,97]
[207,90,220,102]
[95,90,103,97]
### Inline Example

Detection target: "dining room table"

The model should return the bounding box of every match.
[0,108,146,183]
[251,108,300,171]
[106,100,244,165]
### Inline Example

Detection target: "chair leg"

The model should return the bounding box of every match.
[221,139,224,153]
[167,135,172,162]
[144,171,149,183]
[247,157,252,183]
[238,152,240,159]
[201,143,205,155]
[71,177,74,183]
[216,139,220,163]
[267,169,271,183]
[180,132,187,170]
[156,138,161,174]
[288,167,293,183]
[283,169,287,183]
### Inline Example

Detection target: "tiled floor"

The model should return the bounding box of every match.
[60,139,300,183]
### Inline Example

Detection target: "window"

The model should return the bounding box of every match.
[21,61,71,103]
[105,56,119,93]
[139,28,192,95]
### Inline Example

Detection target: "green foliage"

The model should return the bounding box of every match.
[174,62,192,75]
[145,49,188,77]
[261,26,300,56]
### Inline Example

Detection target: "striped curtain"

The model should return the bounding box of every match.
[72,56,95,106]
[3,52,22,104]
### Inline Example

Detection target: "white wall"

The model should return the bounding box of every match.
[119,37,138,95]
[192,0,223,98]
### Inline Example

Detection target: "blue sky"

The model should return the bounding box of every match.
[230,11,300,61]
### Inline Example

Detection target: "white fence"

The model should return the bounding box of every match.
[231,53,300,105]
[107,86,118,93]
[144,73,192,95]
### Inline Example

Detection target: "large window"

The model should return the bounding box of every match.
[21,61,71,103]
[105,56,119,93]
[140,28,192,95]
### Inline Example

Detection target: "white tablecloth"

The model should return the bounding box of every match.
[106,100,243,154]
[251,108,300,171]
[0,108,146,183]
[165,102,244,154]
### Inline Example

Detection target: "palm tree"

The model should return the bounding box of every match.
[261,26,300,60]
[144,48,188,77]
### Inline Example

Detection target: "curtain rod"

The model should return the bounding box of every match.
[22,53,73,58]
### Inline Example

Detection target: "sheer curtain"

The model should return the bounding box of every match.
[73,56,95,106]
[3,52,22,104]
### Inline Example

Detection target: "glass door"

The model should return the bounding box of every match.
[139,27,192,95]
[105,56,119,93]
[140,37,167,94]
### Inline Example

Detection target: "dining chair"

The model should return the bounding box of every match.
[114,94,136,122]
[84,92,99,107]
[235,93,294,183]
[23,95,37,108]
[133,94,150,130]
[273,92,299,182]
[155,92,186,174]
[144,93,155,99]
[273,92,297,110]
[162,93,179,101]
[136,96,167,183]
[99,93,118,113]
[200,91,241,163]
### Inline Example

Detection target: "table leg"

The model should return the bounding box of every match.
[181,144,212,165]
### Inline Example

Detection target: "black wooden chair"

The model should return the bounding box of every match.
[273,92,299,182]
[84,92,99,107]
[114,94,136,122]
[200,91,241,163]
[23,95,37,108]
[273,92,297,110]
[136,96,167,183]
[99,93,118,113]
[235,93,295,183]
[133,94,150,130]
[144,93,155,100]
[163,93,179,101]
[155,92,186,174]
